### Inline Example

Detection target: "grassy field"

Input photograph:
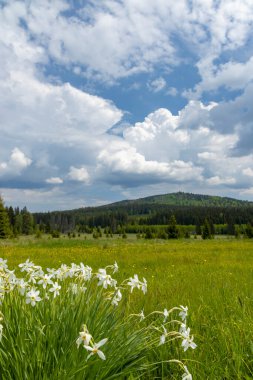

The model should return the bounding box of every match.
[1,236,253,379]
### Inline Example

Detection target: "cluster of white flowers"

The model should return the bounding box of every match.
[0,257,196,378]
[76,325,108,361]
[127,274,147,294]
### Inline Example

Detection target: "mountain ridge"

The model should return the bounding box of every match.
[96,191,253,210]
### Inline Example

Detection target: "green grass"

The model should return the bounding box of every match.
[1,236,253,379]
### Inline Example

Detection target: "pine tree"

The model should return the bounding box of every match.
[167,215,179,239]
[0,197,11,239]
[202,218,212,239]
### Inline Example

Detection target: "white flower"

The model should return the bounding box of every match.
[179,323,187,334]
[84,338,108,360]
[141,278,147,294]
[79,263,92,281]
[76,326,92,348]
[16,278,28,296]
[97,269,116,289]
[19,259,34,273]
[49,282,61,298]
[163,308,169,322]
[0,258,8,270]
[70,283,78,295]
[179,305,188,322]
[159,325,167,345]
[181,328,197,351]
[127,275,140,292]
[139,309,145,321]
[182,365,192,380]
[113,261,119,273]
[38,274,53,289]
[111,289,122,306]
[80,286,87,293]
[26,288,42,306]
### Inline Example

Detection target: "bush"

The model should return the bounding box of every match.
[51,230,60,238]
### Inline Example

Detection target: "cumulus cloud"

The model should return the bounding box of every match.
[147,77,167,93]
[243,168,253,177]
[1,0,253,210]
[0,148,32,176]
[68,166,90,183]
[46,177,63,184]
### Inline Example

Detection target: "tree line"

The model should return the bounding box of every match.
[1,196,253,239]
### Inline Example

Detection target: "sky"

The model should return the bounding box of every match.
[1,0,253,211]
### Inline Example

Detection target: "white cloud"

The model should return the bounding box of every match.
[148,77,166,93]
[46,177,63,184]
[68,166,90,183]
[0,148,32,176]
[243,168,253,177]
[166,87,178,97]
[1,1,253,209]
[9,148,32,169]
[207,176,236,186]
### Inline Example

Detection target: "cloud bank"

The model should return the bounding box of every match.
[0,0,253,210]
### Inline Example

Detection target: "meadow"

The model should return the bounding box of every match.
[1,236,253,379]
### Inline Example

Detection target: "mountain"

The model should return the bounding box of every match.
[98,192,253,210]
[33,192,253,232]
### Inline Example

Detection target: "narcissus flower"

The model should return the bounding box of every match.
[26,288,42,306]
[76,326,92,348]
[49,282,61,298]
[179,305,188,321]
[182,365,192,380]
[84,338,108,360]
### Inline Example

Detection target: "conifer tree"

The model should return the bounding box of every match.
[0,197,11,239]
[167,215,179,239]
[202,218,212,239]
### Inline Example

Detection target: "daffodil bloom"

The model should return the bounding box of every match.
[78,263,92,280]
[179,323,187,334]
[76,326,92,348]
[111,289,122,306]
[84,338,108,360]
[127,274,140,292]
[159,325,167,345]
[19,259,34,273]
[97,269,116,289]
[49,282,61,298]
[113,261,119,273]
[163,308,169,322]
[139,309,145,321]
[179,305,188,321]
[26,288,42,306]
[38,274,53,289]
[182,365,192,380]
[16,278,28,296]
[181,328,197,351]
[141,278,147,294]
[0,258,8,270]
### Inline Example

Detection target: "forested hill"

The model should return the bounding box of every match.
[99,192,253,209]
[32,192,253,233]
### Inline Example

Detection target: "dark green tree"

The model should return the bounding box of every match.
[202,218,212,239]
[167,215,179,239]
[21,207,34,235]
[245,223,253,238]
[0,197,11,239]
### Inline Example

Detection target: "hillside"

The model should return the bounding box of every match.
[99,192,253,209]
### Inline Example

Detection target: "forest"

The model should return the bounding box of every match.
[1,192,253,239]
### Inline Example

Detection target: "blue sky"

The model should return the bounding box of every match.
[1,0,253,211]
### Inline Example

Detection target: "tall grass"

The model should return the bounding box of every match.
[0,257,196,379]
